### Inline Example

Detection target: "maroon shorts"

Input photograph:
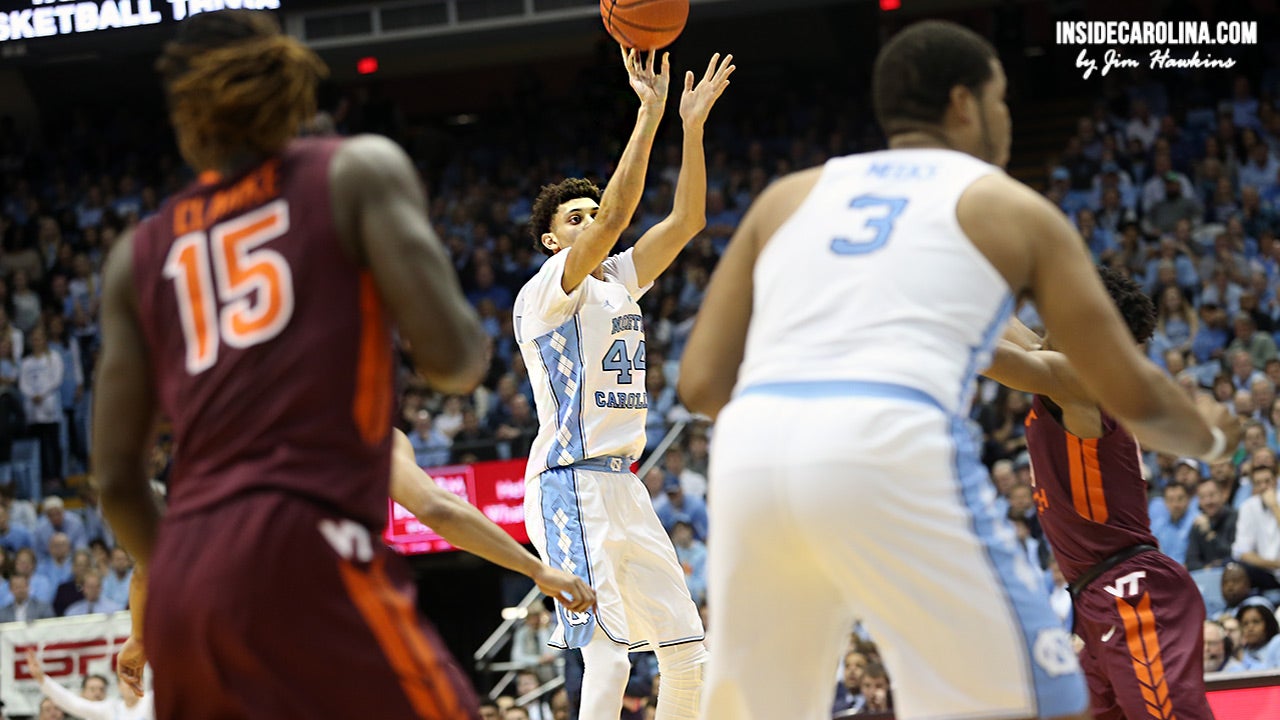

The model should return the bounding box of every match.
[145,492,479,720]
[1073,549,1211,720]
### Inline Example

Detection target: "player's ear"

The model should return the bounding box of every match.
[948,84,977,124]
[542,233,558,253]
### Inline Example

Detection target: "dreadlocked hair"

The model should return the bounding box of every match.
[1098,265,1157,344]
[528,178,601,256]
[156,10,328,172]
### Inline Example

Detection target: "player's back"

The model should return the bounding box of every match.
[131,137,393,528]
[737,148,1009,413]
[1025,395,1158,583]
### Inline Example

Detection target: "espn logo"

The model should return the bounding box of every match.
[12,637,127,680]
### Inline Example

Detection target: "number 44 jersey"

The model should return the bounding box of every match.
[514,248,653,481]
[131,138,394,528]
[735,148,1008,416]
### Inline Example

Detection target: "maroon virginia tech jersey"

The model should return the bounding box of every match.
[1024,395,1158,583]
[132,137,394,528]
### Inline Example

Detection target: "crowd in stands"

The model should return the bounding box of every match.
[5,35,1280,716]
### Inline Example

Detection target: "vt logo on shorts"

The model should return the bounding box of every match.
[1103,571,1146,598]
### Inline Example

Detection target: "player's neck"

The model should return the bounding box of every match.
[212,149,273,180]
[888,131,957,153]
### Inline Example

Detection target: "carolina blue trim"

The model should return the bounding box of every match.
[956,293,1015,412]
[947,414,1086,717]
[738,380,943,411]
[534,319,587,469]
[570,457,634,473]
[540,467,597,648]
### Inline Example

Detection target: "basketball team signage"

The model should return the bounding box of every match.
[384,458,531,555]
[0,0,281,43]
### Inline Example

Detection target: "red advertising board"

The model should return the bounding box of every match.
[383,458,530,554]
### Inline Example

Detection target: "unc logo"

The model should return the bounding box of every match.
[566,609,591,627]
[1033,628,1080,677]
[610,458,623,472]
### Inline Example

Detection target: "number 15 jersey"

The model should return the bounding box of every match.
[131,138,394,529]
[514,248,652,481]
[735,148,1007,415]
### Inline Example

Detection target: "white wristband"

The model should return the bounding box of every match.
[1202,426,1227,462]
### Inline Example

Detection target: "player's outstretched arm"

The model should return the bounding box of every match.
[559,47,669,294]
[632,53,735,287]
[94,234,161,567]
[331,134,487,396]
[981,343,1086,404]
[959,173,1239,461]
[388,430,595,613]
[28,650,113,720]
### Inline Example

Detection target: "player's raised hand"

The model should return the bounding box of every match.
[679,52,735,128]
[116,635,147,697]
[533,565,596,614]
[24,649,45,683]
[622,46,670,111]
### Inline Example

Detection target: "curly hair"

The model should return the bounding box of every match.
[156,10,328,172]
[1098,266,1157,344]
[528,178,601,256]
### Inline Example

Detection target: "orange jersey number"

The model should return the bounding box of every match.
[163,200,294,375]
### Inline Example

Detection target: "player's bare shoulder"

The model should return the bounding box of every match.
[746,166,825,252]
[956,172,1062,297]
[328,134,422,259]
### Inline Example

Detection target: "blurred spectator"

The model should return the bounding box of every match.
[663,448,706,500]
[38,697,66,720]
[510,605,557,684]
[19,324,63,486]
[35,497,86,557]
[854,662,892,715]
[101,546,133,608]
[27,648,151,720]
[1233,601,1280,670]
[1227,314,1278,369]
[832,650,867,715]
[1204,620,1242,674]
[670,520,706,606]
[655,474,708,542]
[513,670,551,720]
[1151,482,1194,564]
[0,574,52,622]
[51,548,90,616]
[64,570,121,616]
[38,533,73,589]
[408,410,451,468]
[1187,479,1238,571]
[0,504,33,553]
[1231,465,1280,590]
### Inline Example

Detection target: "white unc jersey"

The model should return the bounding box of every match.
[514,248,653,481]
[736,148,1014,414]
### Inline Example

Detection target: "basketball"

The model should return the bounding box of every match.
[600,0,689,51]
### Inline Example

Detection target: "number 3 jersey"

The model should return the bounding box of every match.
[514,247,652,481]
[131,138,394,528]
[735,148,1008,416]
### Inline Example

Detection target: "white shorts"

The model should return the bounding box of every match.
[702,382,1087,720]
[525,458,704,652]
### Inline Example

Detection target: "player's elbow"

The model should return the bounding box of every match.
[677,372,725,420]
